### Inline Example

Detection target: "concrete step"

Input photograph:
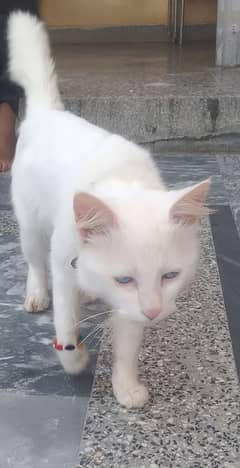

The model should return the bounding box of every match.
[54,42,240,143]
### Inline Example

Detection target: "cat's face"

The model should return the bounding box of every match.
[73,181,209,324]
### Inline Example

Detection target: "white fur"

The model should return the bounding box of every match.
[8,11,63,114]
[9,12,209,408]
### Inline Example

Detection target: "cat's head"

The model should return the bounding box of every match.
[72,180,210,323]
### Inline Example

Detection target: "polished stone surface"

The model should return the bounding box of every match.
[53,43,240,140]
[16,43,240,140]
[54,42,235,99]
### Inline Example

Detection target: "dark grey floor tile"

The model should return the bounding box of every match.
[207,175,229,205]
[217,154,240,235]
[154,153,219,182]
[231,204,240,237]
[0,302,100,397]
[166,174,228,205]
[153,154,228,204]
[217,155,240,203]
[0,220,102,397]
[0,392,88,468]
[0,232,25,304]
[210,205,240,379]
[218,154,240,179]
[0,203,102,467]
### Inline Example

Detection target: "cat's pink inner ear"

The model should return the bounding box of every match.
[170,179,210,225]
[73,192,117,240]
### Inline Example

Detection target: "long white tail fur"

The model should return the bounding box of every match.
[8,11,63,114]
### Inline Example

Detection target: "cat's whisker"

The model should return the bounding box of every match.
[73,309,112,330]
[88,326,105,351]
[81,323,105,344]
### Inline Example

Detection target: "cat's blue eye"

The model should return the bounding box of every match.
[162,271,180,280]
[114,276,134,285]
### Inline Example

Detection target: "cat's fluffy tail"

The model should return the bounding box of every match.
[8,11,63,114]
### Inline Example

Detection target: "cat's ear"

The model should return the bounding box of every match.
[170,179,211,225]
[73,192,117,241]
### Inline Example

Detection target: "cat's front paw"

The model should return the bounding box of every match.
[112,378,149,409]
[24,290,50,313]
[57,343,89,375]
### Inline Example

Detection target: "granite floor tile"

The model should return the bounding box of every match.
[0,208,18,235]
[78,222,240,467]
[0,171,12,210]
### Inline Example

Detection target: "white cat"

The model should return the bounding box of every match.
[8,12,210,408]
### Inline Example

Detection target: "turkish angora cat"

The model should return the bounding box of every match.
[8,12,210,408]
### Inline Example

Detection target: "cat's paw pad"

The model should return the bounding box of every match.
[57,343,89,375]
[113,381,149,409]
[24,291,50,313]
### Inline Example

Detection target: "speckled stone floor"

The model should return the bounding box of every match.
[1,151,240,468]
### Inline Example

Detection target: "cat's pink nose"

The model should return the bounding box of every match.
[143,308,160,320]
